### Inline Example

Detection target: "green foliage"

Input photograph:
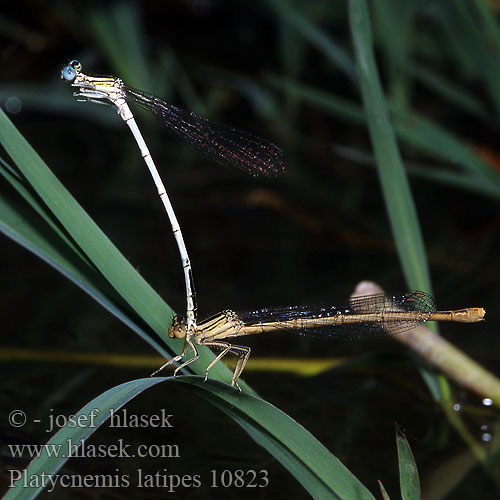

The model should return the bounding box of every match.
[1,0,500,498]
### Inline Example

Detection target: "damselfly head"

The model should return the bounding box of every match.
[61,60,82,82]
[168,316,188,339]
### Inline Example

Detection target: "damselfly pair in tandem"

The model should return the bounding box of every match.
[62,61,485,389]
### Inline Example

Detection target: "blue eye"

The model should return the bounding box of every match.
[61,65,76,81]
[61,60,81,81]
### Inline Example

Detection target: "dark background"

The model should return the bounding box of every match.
[1,1,499,498]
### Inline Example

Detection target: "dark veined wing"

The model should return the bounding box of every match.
[122,85,285,177]
[236,291,436,340]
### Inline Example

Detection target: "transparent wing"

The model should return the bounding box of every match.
[123,86,285,177]
[236,291,436,339]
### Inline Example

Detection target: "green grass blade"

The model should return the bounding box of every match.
[3,377,377,500]
[263,0,358,84]
[409,62,490,121]
[391,107,497,182]
[331,145,500,199]
[267,76,500,201]
[348,0,431,292]
[0,108,375,499]
[347,0,454,408]
[474,0,500,49]
[396,425,420,500]
[0,156,92,265]
[267,74,365,121]
[86,1,152,89]
[176,377,377,500]
[0,107,233,385]
[378,480,391,500]
[372,0,415,107]
[3,378,165,500]
[0,192,167,356]
[451,0,500,118]
[0,110,172,338]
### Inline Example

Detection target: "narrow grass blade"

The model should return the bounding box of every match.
[396,424,420,500]
[177,377,377,500]
[263,0,358,84]
[2,377,377,500]
[378,480,391,500]
[348,0,453,408]
[2,378,165,500]
[408,62,489,121]
[331,144,500,199]
[86,1,151,89]
[267,76,500,201]
[0,108,233,385]
[372,0,415,107]
[0,192,167,356]
[450,0,500,118]
[348,0,431,293]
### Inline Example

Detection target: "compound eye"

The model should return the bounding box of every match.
[61,60,82,81]
[61,65,76,81]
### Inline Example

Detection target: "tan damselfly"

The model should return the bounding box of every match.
[152,290,485,387]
